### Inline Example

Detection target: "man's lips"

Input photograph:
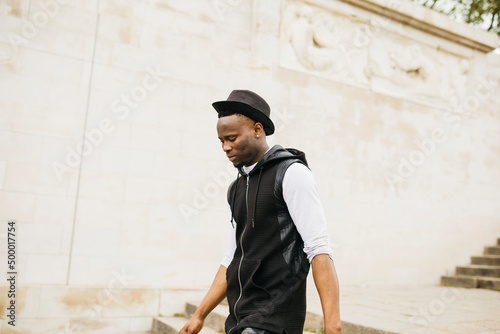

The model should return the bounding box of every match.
[227,156,236,162]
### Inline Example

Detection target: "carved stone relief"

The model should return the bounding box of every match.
[364,38,471,103]
[280,0,473,107]
[280,0,371,86]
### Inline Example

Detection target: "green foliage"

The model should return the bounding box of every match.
[303,326,325,334]
[410,0,500,36]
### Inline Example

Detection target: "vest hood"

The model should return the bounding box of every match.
[237,145,308,176]
[229,145,308,229]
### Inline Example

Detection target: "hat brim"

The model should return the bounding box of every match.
[212,101,275,136]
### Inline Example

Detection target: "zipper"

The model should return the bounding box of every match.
[229,175,250,334]
[245,175,250,215]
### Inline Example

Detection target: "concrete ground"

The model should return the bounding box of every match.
[307,284,500,334]
[157,284,500,334]
[3,284,497,333]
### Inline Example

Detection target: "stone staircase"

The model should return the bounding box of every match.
[152,299,397,334]
[441,238,500,291]
[152,301,226,334]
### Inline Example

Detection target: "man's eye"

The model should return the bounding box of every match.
[229,137,236,142]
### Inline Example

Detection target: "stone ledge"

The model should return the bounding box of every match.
[441,275,500,291]
[305,0,499,52]
[471,255,500,266]
[478,277,500,290]
[441,275,478,288]
[456,265,500,277]
[185,301,226,332]
[0,317,153,333]
[153,316,221,334]
[185,300,398,334]
[485,246,500,255]
[0,285,161,319]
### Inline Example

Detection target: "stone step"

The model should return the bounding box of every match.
[456,265,500,277]
[471,255,500,266]
[484,246,500,256]
[477,276,500,290]
[153,316,220,334]
[441,275,477,288]
[185,301,325,333]
[185,302,228,332]
[441,275,500,291]
[0,317,154,333]
[184,301,395,334]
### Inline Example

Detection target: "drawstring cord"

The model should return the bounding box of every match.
[252,168,263,228]
[231,167,263,228]
[230,173,240,228]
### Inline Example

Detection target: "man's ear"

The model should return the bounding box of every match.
[254,122,264,136]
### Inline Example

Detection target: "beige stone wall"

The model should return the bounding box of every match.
[0,0,499,298]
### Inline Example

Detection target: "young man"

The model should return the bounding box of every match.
[180,90,341,334]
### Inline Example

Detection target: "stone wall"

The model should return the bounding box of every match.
[0,0,499,314]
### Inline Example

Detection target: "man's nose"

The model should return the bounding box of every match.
[223,142,231,152]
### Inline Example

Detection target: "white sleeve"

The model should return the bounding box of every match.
[221,202,236,268]
[283,163,333,262]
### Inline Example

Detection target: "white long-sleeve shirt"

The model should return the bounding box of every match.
[221,161,333,267]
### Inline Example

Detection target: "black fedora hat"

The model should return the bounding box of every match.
[212,90,275,136]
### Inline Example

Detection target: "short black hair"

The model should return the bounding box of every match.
[217,111,255,125]
[218,110,242,118]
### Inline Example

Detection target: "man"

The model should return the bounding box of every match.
[180,90,341,334]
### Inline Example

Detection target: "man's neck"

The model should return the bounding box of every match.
[245,145,269,167]
[243,146,271,174]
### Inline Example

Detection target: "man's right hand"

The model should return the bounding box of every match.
[179,265,228,334]
[180,316,204,334]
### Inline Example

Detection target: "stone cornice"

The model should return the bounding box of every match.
[304,0,500,53]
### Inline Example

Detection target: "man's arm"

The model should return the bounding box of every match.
[311,254,341,334]
[180,265,227,334]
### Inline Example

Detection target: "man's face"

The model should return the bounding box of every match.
[217,114,260,167]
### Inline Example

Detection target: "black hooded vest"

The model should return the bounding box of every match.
[225,145,311,334]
